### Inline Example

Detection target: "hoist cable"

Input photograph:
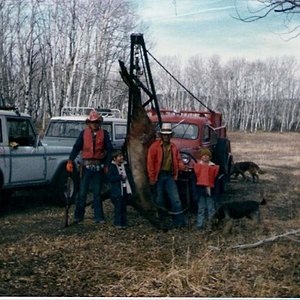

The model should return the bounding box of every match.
[147,50,214,113]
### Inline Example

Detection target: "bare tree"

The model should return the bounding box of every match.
[149,50,300,132]
[0,0,140,121]
[152,55,184,111]
[0,0,13,105]
[234,0,300,38]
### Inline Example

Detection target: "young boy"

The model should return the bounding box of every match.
[108,150,134,229]
[193,148,219,230]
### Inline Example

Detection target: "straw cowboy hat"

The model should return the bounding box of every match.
[160,123,173,135]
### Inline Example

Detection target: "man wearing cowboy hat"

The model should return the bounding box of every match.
[147,123,186,228]
[66,110,112,224]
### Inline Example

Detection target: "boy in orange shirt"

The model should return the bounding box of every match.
[193,148,219,230]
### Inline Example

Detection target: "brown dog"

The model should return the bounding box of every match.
[231,161,265,183]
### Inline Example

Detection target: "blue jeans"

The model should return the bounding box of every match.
[156,172,186,227]
[74,167,104,222]
[113,190,129,227]
[197,195,215,229]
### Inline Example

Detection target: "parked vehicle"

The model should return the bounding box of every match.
[43,107,127,150]
[0,106,78,208]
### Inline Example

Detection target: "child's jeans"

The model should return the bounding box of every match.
[113,192,130,227]
[197,195,215,229]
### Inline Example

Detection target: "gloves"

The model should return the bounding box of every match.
[66,160,73,173]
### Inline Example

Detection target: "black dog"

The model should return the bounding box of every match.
[214,198,267,232]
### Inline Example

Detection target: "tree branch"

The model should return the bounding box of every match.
[234,0,300,22]
[230,229,300,250]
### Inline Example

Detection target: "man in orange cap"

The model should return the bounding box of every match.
[66,110,112,224]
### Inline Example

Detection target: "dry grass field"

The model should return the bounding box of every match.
[0,132,299,297]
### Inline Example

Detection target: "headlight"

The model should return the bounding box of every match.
[181,153,191,165]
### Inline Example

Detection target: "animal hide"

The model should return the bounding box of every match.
[125,85,160,225]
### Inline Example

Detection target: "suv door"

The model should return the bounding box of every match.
[7,117,46,183]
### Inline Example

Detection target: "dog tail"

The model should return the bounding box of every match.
[259,189,267,205]
[260,198,267,205]
[258,167,266,174]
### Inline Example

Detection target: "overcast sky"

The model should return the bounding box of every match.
[131,0,300,62]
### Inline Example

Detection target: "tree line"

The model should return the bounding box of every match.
[153,55,300,132]
[0,0,299,132]
[0,0,138,129]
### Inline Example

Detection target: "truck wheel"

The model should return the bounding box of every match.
[213,138,230,193]
[0,191,3,210]
[0,190,12,211]
[55,169,79,206]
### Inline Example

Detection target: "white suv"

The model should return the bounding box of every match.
[0,107,79,206]
[43,107,127,150]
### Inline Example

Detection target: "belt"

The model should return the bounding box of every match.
[83,159,101,166]
[159,170,172,175]
[85,164,102,172]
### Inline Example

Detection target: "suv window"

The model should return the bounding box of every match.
[7,117,36,146]
[114,124,127,140]
[102,123,112,138]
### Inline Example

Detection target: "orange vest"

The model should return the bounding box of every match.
[193,162,219,188]
[82,128,105,160]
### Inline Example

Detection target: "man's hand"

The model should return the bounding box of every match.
[103,165,108,174]
[66,160,73,173]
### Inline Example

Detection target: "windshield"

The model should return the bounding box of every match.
[153,122,198,140]
[45,121,112,138]
[45,121,86,138]
[171,123,198,140]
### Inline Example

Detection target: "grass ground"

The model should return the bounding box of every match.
[0,131,299,297]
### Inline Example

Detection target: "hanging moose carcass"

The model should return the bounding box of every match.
[118,34,163,228]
